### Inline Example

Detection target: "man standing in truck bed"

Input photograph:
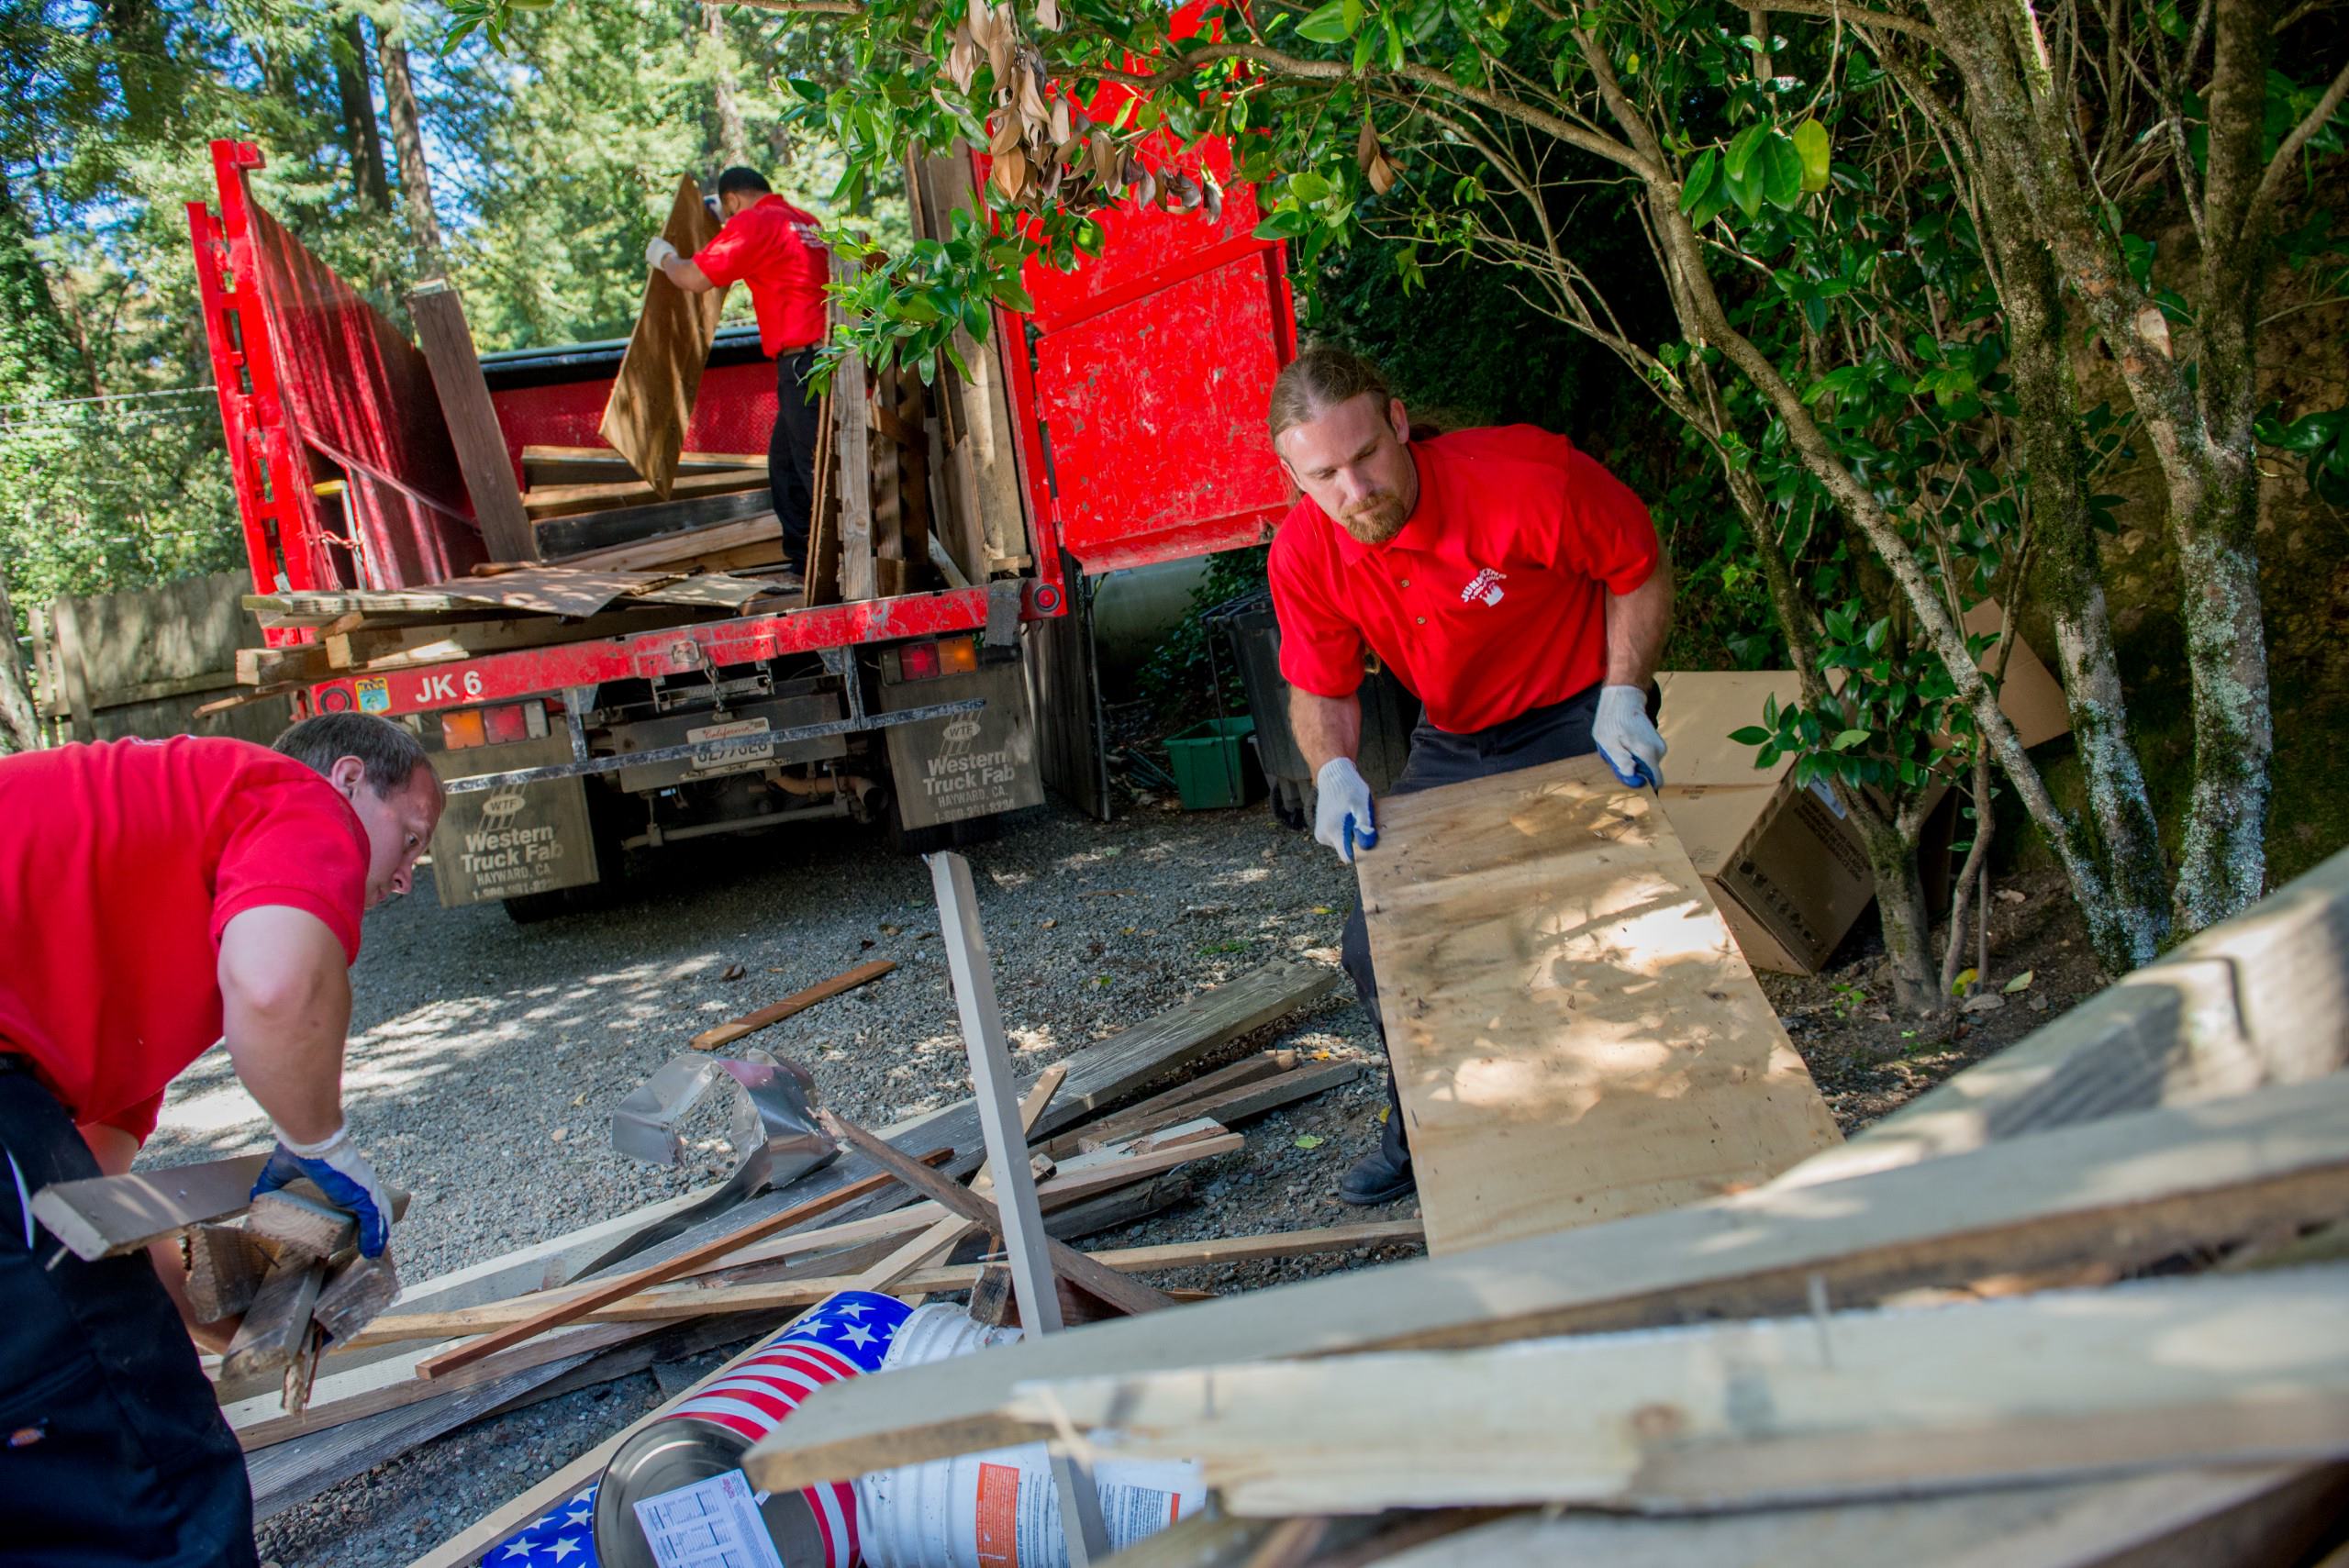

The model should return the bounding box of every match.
[0,715,434,1565]
[649,166,830,585]
[1266,346,1675,1207]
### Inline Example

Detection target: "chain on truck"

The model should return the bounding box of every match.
[190,135,1297,921]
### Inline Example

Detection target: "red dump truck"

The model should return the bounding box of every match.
[189,137,1295,917]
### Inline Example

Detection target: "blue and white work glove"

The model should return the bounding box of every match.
[645,236,680,271]
[1593,684,1667,789]
[1314,757,1378,865]
[250,1122,394,1258]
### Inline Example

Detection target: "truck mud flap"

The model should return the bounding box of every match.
[428,734,601,907]
[878,659,1043,829]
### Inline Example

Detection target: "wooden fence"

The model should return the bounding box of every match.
[29,572,285,747]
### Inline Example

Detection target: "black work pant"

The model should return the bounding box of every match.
[1338,681,1659,1170]
[770,348,822,573]
[0,1066,258,1568]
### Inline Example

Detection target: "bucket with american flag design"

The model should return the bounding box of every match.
[588,1290,911,1568]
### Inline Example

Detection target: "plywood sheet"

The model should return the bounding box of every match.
[598,175,726,500]
[1356,752,1840,1254]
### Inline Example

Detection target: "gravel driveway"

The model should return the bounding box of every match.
[142,796,1407,1568]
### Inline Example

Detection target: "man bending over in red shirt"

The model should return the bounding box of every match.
[649,165,830,586]
[0,713,440,1567]
[1266,346,1675,1207]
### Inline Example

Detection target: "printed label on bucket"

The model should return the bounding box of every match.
[971,1460,1188,1568]
[632,1467,786,1568]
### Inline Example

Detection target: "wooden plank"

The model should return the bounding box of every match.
[522,466,767,520]
[835,345,876,601]
[49,593,94,737]
[31,1153,270,1260]
[1780,842,2349,1192]
[246,1189,361,1259]
[532,485,776,559]
[821,1111,1177,1319]
[1374,1468,2343,1568]
[1041,1051,1297,1158]
[871,365,907,599]
[1358,752,1841,1253]
[861,1062,1068,1297]
[323,606,703,671]
[185,1223,273,1322]
[221,1253,327,1384]
[522,445,764,486]
[896,369,932,592]
[412,1153,946,1380]
[1015,1268,2349,1516]
[740,1074,2349,1492]
[920,150,1029,573]
[236,644,335,688]
[410,280,538,562]
[551,514,780,573]
[690,958,898,1051]
[801,385,839,606]
[598,173,726,498]
[1065,1060,1359,1155]
[312,1251,402,1343]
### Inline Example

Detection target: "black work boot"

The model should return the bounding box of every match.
[1338,1144,1415,1206]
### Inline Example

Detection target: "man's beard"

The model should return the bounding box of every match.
[1338,493,1408,545]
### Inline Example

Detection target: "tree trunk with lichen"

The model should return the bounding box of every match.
[374,17,444,274]
[0,564,40,754]
[705,5,751,169]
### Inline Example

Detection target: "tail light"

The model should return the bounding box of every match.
[442,701,551,750]
[896,638,980,681]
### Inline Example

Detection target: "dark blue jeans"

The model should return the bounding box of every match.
[0,1063,258,1568]
[1338,680,1659,1169]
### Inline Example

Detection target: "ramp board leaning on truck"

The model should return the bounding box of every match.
[1356,752,1842,1254]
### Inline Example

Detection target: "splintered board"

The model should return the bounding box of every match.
[598,175,726,499]
[1357,752,1840,1254]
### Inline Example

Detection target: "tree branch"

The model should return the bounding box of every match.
[2248,55,2349,239]
[729,0,869,13]
[1745,0,1945,42]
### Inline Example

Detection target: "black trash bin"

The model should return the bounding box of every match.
[1204,591,1421,830]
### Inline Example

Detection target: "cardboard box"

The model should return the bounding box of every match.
[1964,600,2070,748]
[1653,671,1877,975]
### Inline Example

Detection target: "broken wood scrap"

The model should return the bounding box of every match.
[864,1062,1068,1300]
[970,1267,1215,1328]
[413,1151,951,1380]
[690,957,896,1051]
[247,1182,413,1259]
[531,485,776,559]
[221,1252,328,1385]
[1074,1062,1361,1154]
[30,1152,269,1260]
[312,1251,402,1343]
[1011,1267,2349,1517]
[550,513,780,573]
[321,605,710,672]
[411,280,538,563]
[184,1222,273,1321]
[522,465,769,520]
[820,1109,1179,1318]
[1042,1049,1297,1158]
[740,1075,2349,1493]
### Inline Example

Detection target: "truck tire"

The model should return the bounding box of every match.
[501,781,634,922]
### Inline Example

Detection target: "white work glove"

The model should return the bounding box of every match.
[645,236,680,271]
[1593,684,1666,788]
[1313,757,1378,865]
[250,1120,394,1258]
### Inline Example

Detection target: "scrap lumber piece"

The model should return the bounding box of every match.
[312,1251,402,1343]
[598,173,726,498]
[863,1062,1069,1299]
[221,1253,328,1385]
[916,150,1028,574]
[1357,752,1841,1253]
[801,386,839,607]
[412,1151,948,1380]
[870,364,907,597]
[410,280,537,562]
[31,1152,269,1260]
[740,1074,2349,1491]
[322,606,700,671]
[247,1183,412,1260]
[689,957,897,1051]
[1373,1466,2347,1568]
[834,334,876,602]
[235,641,336,687]
[551,514,780,573]
[522,466,768,520]
[1074,1062,1360,1153]
[1780,842,2349,1191]
[1041,1050,1296,1158]
[185,1223,273,1321]
[522,446,764,487]
[822,1111,1178,1319]
[1012,1268,2349,1516]
[532,485,775,559]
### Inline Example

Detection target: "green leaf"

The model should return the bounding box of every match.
[1294,1134,1327,1150]
[1252,207,1310,239]
[1791,117,1831,192]
[1831,728,1871,751]
[1288,172,1332,204]
[1951,966,1977,997]
[786,76,827,104]
[2003,969,2035,994]
[1727,155,1765,219]
[1679,148,1719,216]
[1297,0,1353,40]
[1724,122,1768,181]
[1761,132,1804,209]
[1728,725,1772,745]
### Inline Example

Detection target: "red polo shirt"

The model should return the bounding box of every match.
[0,737,369,1143]
[1269,426,1661,734]
[694,195,829,357]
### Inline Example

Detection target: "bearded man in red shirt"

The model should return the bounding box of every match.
[0,713,440,1566]
[1266,346,1675,1207]
[650,165,831,586]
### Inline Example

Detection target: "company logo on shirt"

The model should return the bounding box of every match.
[1460,567,1507,606]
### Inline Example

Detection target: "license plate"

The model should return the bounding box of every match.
[686,717,774,775]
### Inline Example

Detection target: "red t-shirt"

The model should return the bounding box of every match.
[694,195,830,357]
[0,737,369,1142]
[1269,426,1661,735]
